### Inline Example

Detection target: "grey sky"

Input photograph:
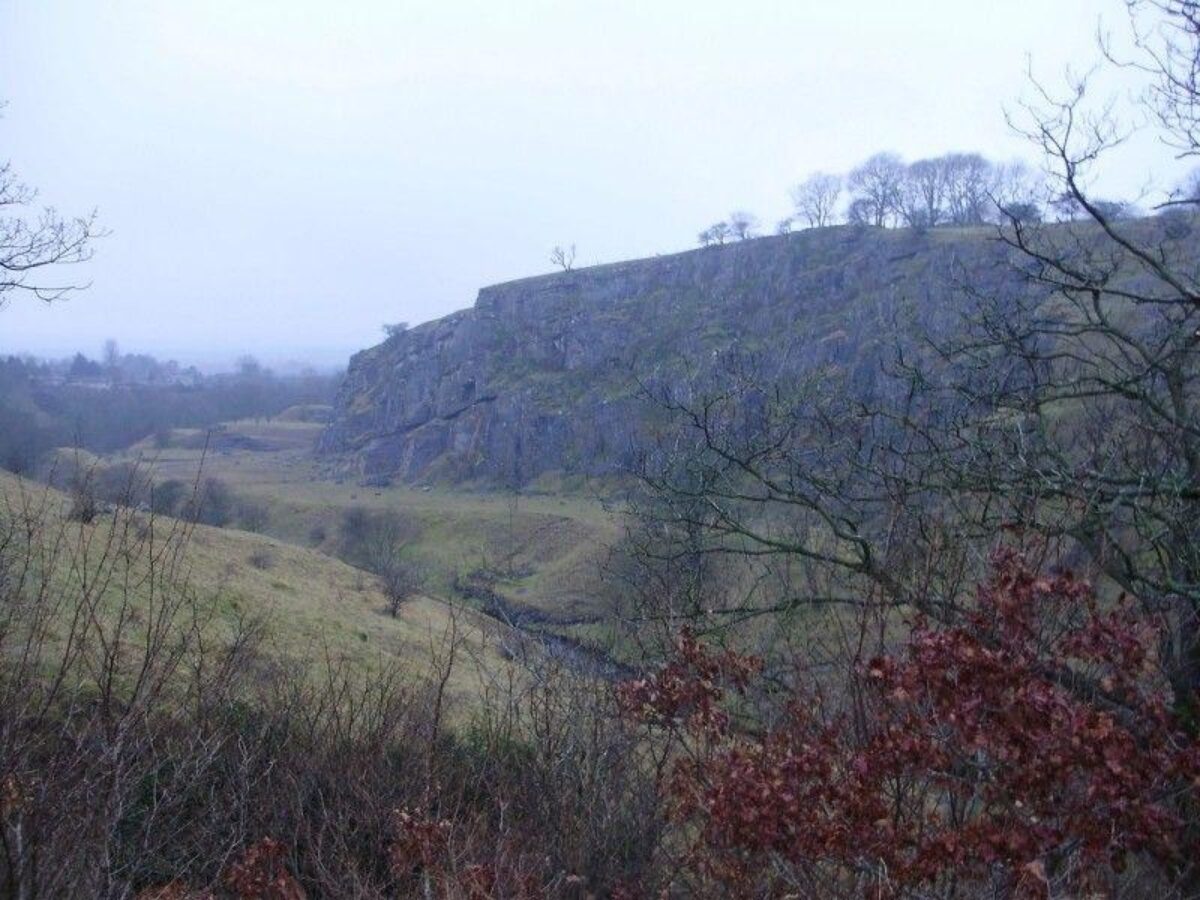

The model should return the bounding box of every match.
[0,0,1174,370]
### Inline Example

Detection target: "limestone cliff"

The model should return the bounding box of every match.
[318,226,999,484]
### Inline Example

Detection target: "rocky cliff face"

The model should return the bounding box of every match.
[319,226,1001,485]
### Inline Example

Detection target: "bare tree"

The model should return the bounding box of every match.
[940,152,999,225]
[727,211,759,240]
[845,196,877,227]
[550,243,576,272]
[1116,0,1200,157]
[633,0,1200,728]
[970,4,1200,707]
[0,106,98,309]
[790,172,843,228]
[989,159,1046,223]
[697,221,731,246]
[380,556,425,616]
[847,152,905,226]
[898,157,949,228]
[898,154,1036,229]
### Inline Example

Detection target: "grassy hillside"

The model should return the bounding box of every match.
[0,466,651,900]
[116,417,621,621]
[0,467,523,710]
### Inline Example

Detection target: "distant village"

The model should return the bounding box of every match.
[28,349,206,390]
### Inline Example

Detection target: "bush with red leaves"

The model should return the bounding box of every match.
[387,807,547,899]
[223,838,307,900]
[616,627,762,737]
[388,807,453,880]
[619,550,1200,898]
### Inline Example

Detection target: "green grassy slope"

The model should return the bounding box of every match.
[115,418,621,620]
[0,468,523,707]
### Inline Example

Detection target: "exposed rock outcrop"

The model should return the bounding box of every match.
[319,226,1006,484]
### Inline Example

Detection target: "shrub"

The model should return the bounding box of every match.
[247,548,274,570]
[93,461,149,507]
[337,506,419,572]
[67,474,99,523]
[379,557,425,616]
[619,550,1200,897]
[186,477,234,527]
[151,478,190,517]
[236,499,270,533]
[223,837,305,900]
[0,491,661,897]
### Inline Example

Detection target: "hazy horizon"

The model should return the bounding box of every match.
[0,0,1182,369]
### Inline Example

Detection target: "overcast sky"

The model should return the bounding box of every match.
[0,0,1176,370]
